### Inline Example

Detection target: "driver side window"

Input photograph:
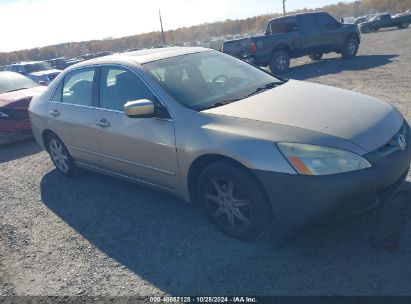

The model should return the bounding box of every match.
[99,67,156,112]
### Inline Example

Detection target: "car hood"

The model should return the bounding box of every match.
[0,86,46,109]
[204,80,403,153]
[30,69,61,77]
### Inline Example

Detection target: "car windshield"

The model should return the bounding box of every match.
[0,72,37,94]
[143,51,282,111]
[24,62,52,73]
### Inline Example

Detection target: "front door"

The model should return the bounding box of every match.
[92,66,179,190]
[317,13,345,51]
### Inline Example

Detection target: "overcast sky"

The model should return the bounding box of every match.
[0,0,355,52]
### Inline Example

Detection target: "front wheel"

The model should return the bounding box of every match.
[269,50,290,74]
[398,23,409,29]
[309,53,323,61]
[47,134,76,176]
[341,37,359,59]
[197,160,272,240]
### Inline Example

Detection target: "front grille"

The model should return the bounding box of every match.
[375,123,407,157]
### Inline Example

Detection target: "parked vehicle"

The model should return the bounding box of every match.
[353,16,369,24]
[359,13,411,33]
[222,12,361,73]
[0,71,46,144]
[30,47,411,240]
[47,57,67,70]
[5,61,61,85]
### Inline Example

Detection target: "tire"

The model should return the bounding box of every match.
[197,160,272,240]
[361,27,371,33]
[309,53,323,61]
[47,133,76,176]
[269,50,290,74]
[341,37,359,59]
[398,23,409,29]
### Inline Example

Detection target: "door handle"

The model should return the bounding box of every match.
[49,109,60,117]
[95,118,111,128]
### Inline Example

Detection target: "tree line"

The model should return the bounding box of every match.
[1,0,410,66]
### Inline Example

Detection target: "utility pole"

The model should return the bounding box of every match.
[159,9,166,46]
[282,0,286,16]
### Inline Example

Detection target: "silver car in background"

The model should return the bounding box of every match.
[29,47,411,240]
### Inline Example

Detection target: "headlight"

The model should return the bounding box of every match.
[0,111,9,118]
[276,142,371,175]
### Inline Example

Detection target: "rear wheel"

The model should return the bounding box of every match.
[269,50,290,74]
[341,37,359,59]
[309,53,323,61]
[361,27,371,33]
[197,160,272,240]
[47,134,76,176]
[398,23,409,29]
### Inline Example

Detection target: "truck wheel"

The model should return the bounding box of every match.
[341,37,359,59]
[309,53,323,61]
[361,27,371,33]
[269,50,290,74]
[398,23,409,29]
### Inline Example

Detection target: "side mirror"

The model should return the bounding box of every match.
[124,99,155,118]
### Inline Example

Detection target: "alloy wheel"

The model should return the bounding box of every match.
[49,138,69,173]
[276,56,287,71]
[348,42,357,55]
[205,177,251,231]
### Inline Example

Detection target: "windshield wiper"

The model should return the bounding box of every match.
[243,81,281,99]
[198,99,240,111]
[6,87,29,93]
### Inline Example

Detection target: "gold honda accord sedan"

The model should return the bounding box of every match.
[29,47,411,240]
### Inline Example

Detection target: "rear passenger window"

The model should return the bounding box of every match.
[62,68,95,106]
[298,14,320,35]
[99,67,155,112]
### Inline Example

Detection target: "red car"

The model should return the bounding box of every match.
[0,71,46,144]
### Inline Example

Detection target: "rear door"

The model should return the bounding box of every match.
[91,65,179,191]
[48,67,99,164]
[296,14,322,54]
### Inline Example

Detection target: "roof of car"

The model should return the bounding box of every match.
[8,61,46,66]
[84,47,212,66]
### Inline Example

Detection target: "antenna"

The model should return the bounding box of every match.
[159,9,166,46]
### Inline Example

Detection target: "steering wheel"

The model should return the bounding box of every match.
[212,74,228,86]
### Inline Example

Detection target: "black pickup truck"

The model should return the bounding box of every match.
[359,13,411,33]
[222,12,361,74]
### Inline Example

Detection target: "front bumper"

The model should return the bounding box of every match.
[253,129,411,232]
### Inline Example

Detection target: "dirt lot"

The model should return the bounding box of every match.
[1,28,411,297]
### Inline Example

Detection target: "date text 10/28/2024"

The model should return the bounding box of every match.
[149,296,258,303]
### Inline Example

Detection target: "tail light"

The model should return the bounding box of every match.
[250,42,257,53]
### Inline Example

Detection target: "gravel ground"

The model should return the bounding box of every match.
[1,28,411,297]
